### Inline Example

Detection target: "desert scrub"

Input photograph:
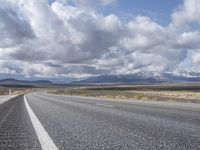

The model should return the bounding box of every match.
[135,94,145,100]
[0,88,10,95]
[48,88,200,103]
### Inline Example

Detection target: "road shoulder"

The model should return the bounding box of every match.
[46,93,200,110]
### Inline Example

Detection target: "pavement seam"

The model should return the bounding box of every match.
[96,103,115,108]
[24,95,59,150]
[0,105,15,128]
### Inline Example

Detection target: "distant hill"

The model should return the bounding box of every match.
[71,73,200,84]
[0,78,53,87]
[71,74,164,84]
[1,73,200,87]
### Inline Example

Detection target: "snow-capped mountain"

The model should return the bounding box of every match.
[72,72,200,84]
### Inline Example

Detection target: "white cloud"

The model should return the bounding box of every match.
[192,50,200,64]
[101,0,116,5]
[0,0,200,80]
[122,16,165,52]
[172,0,200,26]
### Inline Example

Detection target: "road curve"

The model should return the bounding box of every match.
[0,93,200,149]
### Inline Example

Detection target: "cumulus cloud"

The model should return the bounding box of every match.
[121,16,166,52]
[192,50,200,64]
[0,0,200,80]
[172,0,200,26]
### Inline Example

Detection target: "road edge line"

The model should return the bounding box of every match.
[24,95,59,150]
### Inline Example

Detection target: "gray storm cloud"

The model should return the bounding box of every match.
[0,3,34,48]
[0,0,200,79]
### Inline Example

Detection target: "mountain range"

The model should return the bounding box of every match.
[0,78,53,87]
[72,73,200,84]
[1,72,200,86]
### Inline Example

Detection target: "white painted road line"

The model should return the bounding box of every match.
[24,95,59,150]
[96,103,114,108]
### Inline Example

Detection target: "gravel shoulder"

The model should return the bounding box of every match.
[0,95,18,105]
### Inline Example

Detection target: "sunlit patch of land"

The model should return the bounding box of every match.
[1,83,200,103]
[48,84,200,103]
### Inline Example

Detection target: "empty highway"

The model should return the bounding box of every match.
[0,93,200,150]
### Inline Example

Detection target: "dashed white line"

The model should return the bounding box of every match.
[24,95,59,150]
[96,103,114,108]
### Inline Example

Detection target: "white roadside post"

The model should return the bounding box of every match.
[9,89,12,95]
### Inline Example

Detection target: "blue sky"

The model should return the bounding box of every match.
[48,0,182,25]
[115,0,182,25]
[117,0,181,15]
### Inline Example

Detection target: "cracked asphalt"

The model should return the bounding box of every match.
[0,93,200,149]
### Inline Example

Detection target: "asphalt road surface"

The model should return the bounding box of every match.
[0,93,200,150]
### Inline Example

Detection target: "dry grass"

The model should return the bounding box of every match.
[0,87,34,95]
[0,88,9,95]
[49,85,200,103]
